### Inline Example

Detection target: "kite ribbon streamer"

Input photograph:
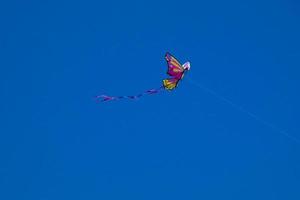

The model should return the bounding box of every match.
[95,86,165,102]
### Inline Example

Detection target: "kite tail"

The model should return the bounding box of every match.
[95,86,165,102]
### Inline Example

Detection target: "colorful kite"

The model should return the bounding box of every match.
[95,52,190,102]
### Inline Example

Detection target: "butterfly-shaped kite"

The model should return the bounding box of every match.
[95,52,190,102]
[163,52,191,90]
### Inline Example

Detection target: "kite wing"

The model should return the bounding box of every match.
[165,52,184,78]
[162,78,179,90]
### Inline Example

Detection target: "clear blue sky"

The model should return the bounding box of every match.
[1,0,300,199]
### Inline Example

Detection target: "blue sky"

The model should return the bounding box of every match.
[1,0,300,199]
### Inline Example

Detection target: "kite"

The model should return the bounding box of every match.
[95,52,191,102]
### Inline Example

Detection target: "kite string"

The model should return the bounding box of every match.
[186,77,300,144]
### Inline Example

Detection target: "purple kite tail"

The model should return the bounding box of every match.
[95,86,164,102]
